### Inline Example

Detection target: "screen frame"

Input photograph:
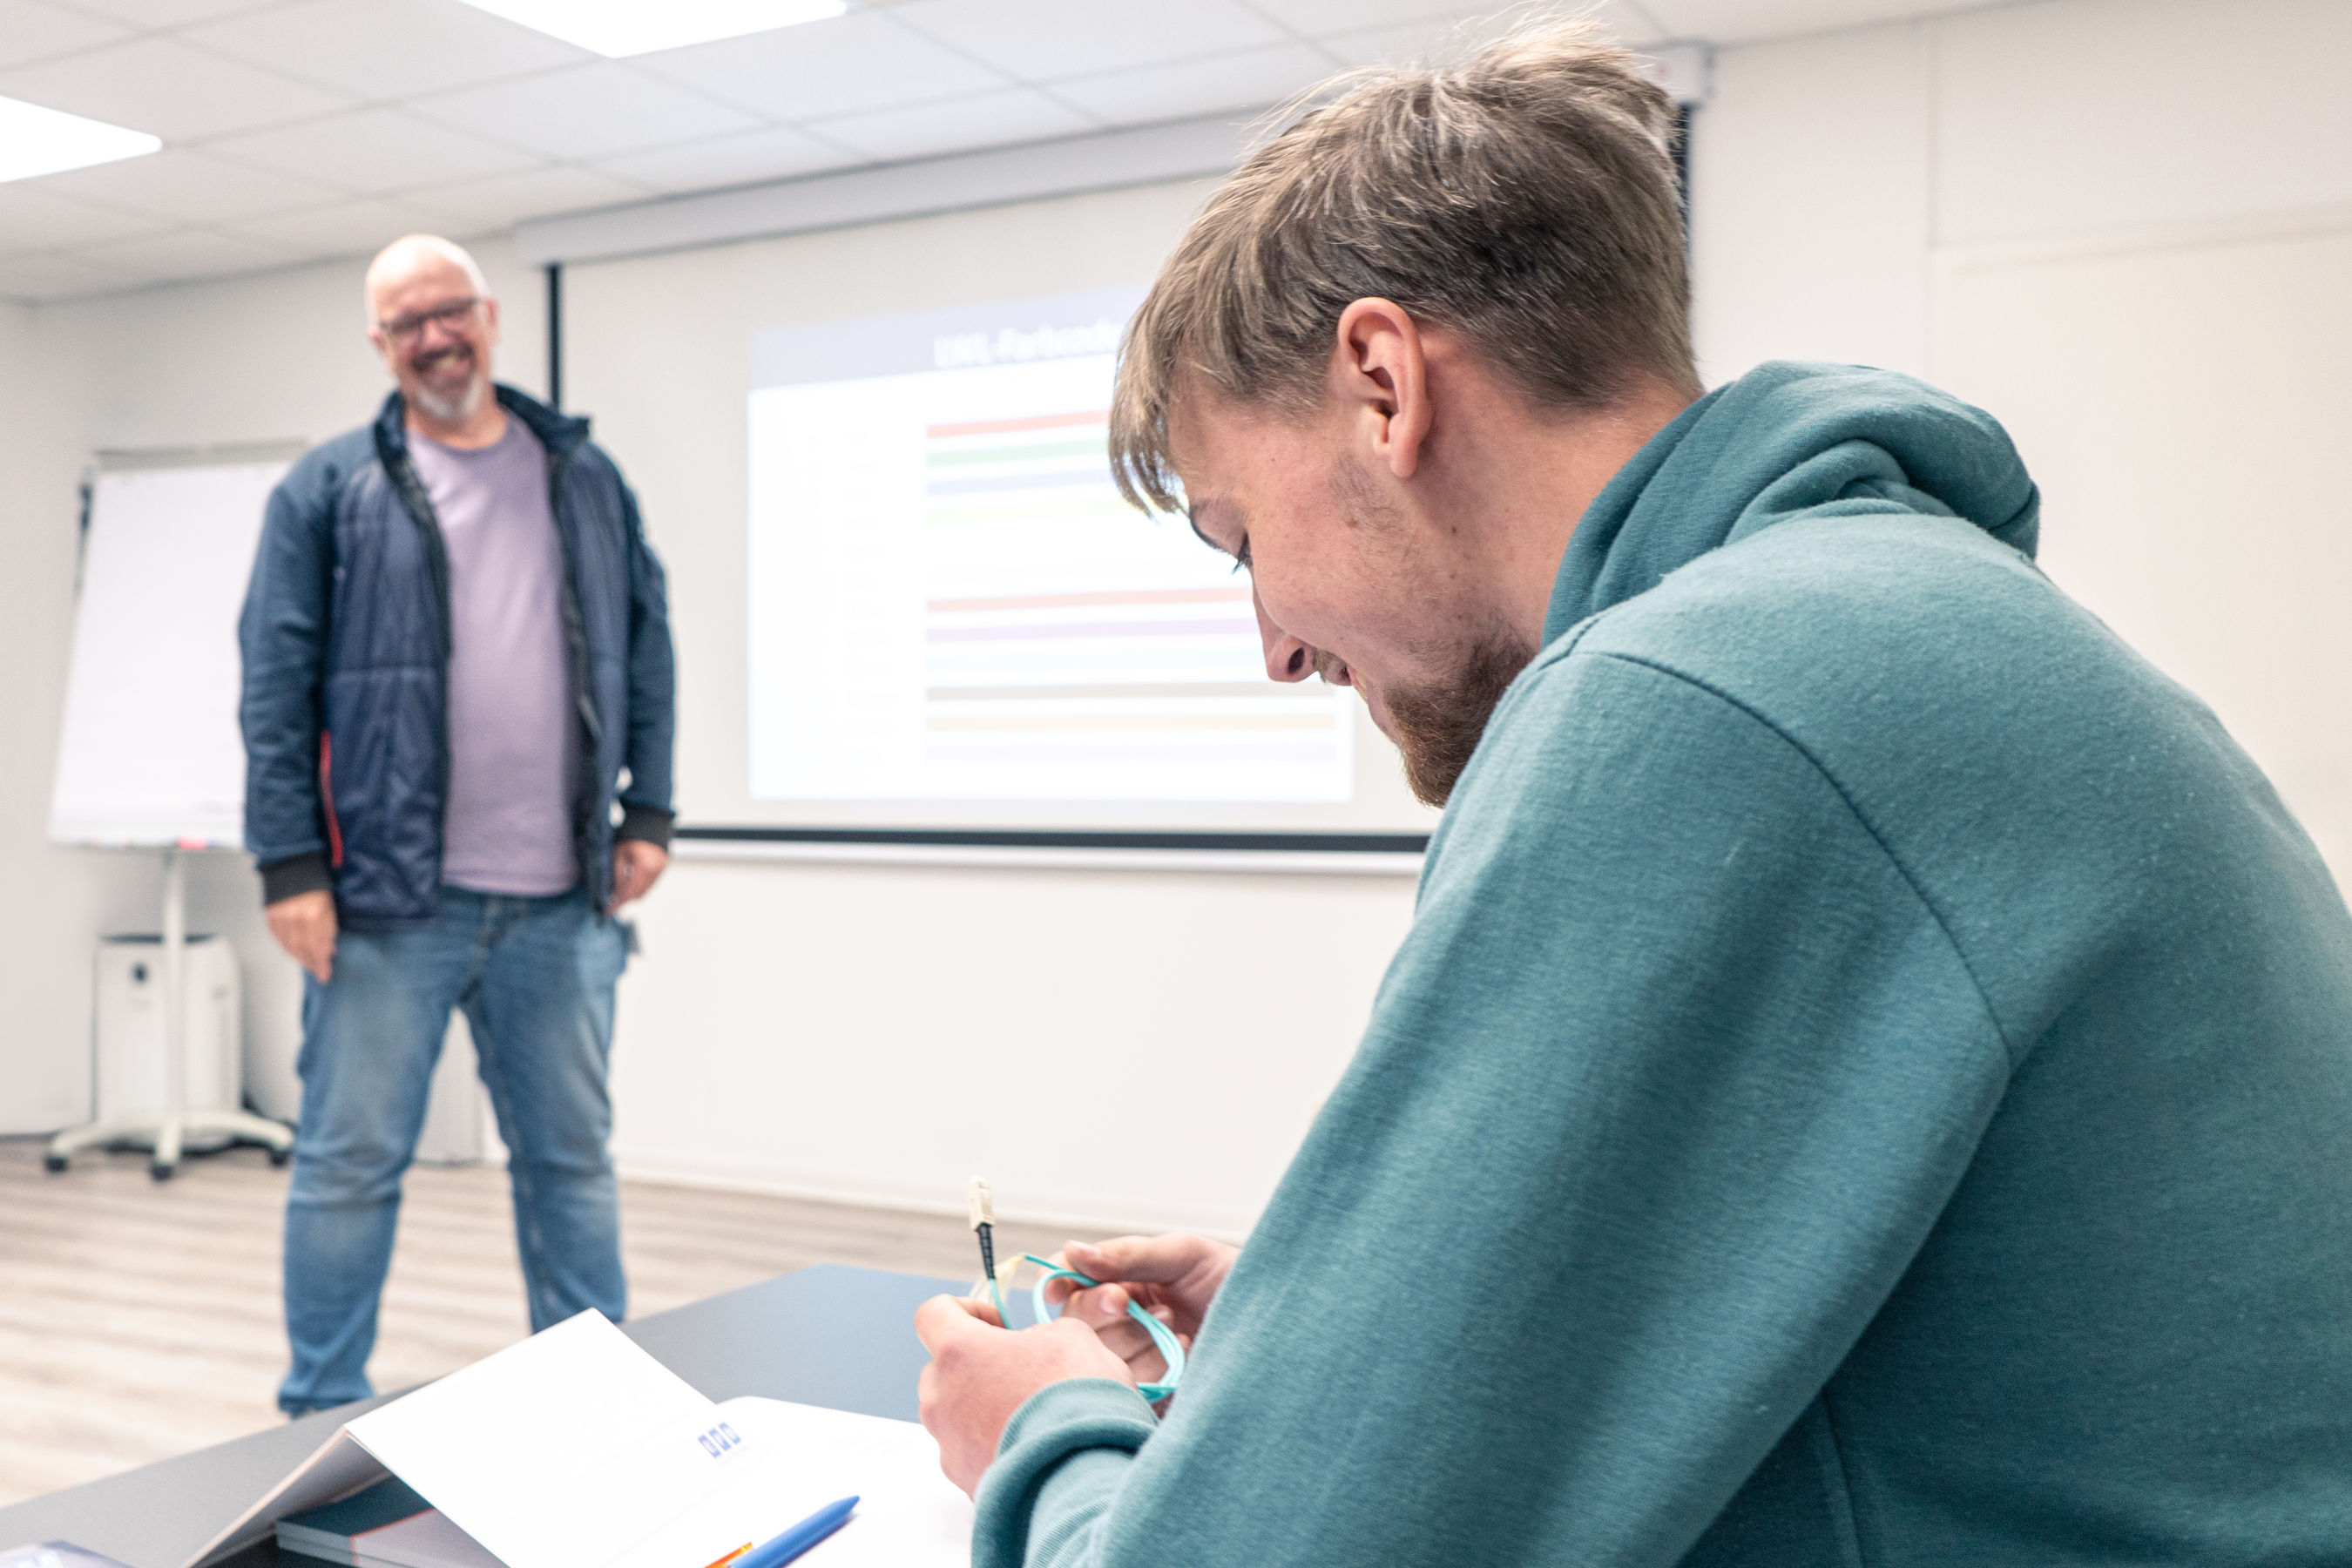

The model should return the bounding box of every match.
[557,182,1447,850]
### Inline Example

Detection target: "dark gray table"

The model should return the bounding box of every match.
[0,1264,964,1568]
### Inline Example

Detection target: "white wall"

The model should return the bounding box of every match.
[1927,0,2352,248]
[1690,0,2352,880]
[1688,17,1933,382]
[0,295,180,1132]
[0,298,136,1132]
[1691,0,2352,382]
[615,856,1404,1234]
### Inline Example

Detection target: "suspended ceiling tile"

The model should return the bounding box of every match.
[635,10,1007,124]
[186,0,593,102]
[0,36,352,141]
[410,62,765,162]
[34,145,341,224]
[206,107,544,195]
[595,125,864,195]
[1559,0,1671,46]
[1315,17,1522,69]
[0,181,165,255]
[227,196,449,258]
[0,246,144,301]
[1252,0,1542,35]
[59,0,277,21]
[401,164,653,231]
[1287,0,1664,50]
[1315,2,1670,71]
[0,1,132,71]
[1044,42,1337,127]
[806,85,1098,164]
[78,224,301,283]
[58,0,278,23]
[890,0,1288,82]
[1640,0,1957,44]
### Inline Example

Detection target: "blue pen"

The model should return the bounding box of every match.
[733,1496,859,1568]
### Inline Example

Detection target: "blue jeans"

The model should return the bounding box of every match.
[279,886,629,1415]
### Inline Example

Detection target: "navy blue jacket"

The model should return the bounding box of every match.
[239,385,675,929]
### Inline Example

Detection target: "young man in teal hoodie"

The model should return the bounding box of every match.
[915,23,2352,1565]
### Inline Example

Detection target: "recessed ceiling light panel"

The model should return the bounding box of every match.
[0,95,161,186]
[456,0,849,57]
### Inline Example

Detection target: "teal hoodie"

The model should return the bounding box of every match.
[974,362,2352,1565]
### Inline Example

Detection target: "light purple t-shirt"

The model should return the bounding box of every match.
[409,416,579,896]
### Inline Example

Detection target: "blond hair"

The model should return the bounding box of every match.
[1112,22,1695,512]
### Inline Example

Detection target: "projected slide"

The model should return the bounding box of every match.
[747,289,1355,804]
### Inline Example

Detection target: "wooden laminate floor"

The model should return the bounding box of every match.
[0,1136,1105,1508]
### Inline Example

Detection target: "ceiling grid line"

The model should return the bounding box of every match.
[0,0,2004,303]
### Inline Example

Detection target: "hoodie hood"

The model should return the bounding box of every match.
[1544,362,2040,644]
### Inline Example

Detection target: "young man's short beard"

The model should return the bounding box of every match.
[1307,456,1534,806]
[1377,630,1537,808]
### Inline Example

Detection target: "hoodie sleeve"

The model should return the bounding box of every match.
[975,643,2014,1567]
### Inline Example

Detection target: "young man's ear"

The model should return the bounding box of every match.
[1333,297,1433,481]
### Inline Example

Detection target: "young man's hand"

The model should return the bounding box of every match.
[609,839,669,911]
[266,889,338,983]
[915,1295,1132,1496]
[1042,1233,1239,1388]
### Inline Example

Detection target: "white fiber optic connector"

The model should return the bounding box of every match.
[966,1175,995,1232]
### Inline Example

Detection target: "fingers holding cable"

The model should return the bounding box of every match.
[1044,1235,1234,1342]
[1083,1302,1180,1387]
[993,1268,1173,1386]
[1051,1273,1135,1328]
[1023,1252,1186,1399]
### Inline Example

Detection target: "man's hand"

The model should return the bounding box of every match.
[915,1295,1132,1497]
[1043,1233,1240,1389]
[266,889,337,983]
[609,839,669,912]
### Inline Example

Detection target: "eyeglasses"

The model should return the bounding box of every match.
[378,295,481,345]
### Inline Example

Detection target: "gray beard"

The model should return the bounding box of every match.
[410,373,485,423]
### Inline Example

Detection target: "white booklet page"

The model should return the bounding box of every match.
[193,1312,970,1568]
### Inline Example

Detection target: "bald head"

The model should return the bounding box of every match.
[364,233,490,325]
[365,233,503,435]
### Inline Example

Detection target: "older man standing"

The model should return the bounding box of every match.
[239,234,675,1415]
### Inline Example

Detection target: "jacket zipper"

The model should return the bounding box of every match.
[382,438,456,900]
[544,448,603,909]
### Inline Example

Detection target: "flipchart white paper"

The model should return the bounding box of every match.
[51,462,286,849]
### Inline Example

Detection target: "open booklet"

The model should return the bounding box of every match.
[186,1311,970,1568]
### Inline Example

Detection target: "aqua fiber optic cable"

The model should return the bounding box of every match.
[962,1177,1185,1402]
[1022,1252,1186,1402]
